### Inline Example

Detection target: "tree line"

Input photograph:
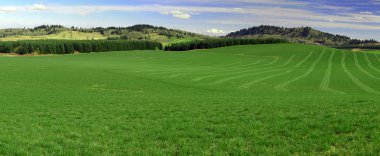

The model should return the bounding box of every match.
[164,38,287,51]
[0,40,162,55]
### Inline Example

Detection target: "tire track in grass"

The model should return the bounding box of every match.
[191,57,281,82]
[376,54,380,63]
[155,52,264,75]
[364,53,380,73]
[274,49,326,91]
[151,61,245,76]
[134,51,254,74]
[240,52,313,89]
[135,60,243,74]
[167,60,262,78]
[131,55,206,73]
[168,60,262,77]
[209,55,296,85]
[341,52,380,94]
[319,50,345,94]
[353,52,380,80]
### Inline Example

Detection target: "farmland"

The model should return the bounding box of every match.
[1,43,380,155]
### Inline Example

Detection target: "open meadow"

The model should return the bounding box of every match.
[0,31,107,41]
[1,43,380,155]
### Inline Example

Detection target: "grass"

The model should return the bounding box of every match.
[148,33,201,46]
[1,43,380,155]
[0,31,107,41]
[0,31,202,46]
[367,50,380,54]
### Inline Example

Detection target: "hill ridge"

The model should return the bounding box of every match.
[226,25,378,46]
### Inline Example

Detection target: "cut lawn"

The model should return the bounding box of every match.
[0,43,380,155]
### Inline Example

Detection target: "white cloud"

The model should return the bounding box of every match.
[30,4,48,11]
[317,5,352,11]
[0,4,47,13]
[0,4,377,27]
[207,28,225,34]
[0,6,18,13]
[207,16,380,31]
[0,3,379,32]
[155,0,308,6]
[162,10,191,19]
[360,11,374,15]
[355,15,364,19]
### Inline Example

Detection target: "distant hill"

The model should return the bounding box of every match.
[0,24,210,45]
[0,31,106,41]
[1,24,378,48]
[226,25,378,46]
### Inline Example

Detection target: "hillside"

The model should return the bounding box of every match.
[0,31,106,41]
[1,24,378,48]
[226,25,378,46]
[0,25,209,45]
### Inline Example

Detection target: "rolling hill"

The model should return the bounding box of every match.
[0,31,106,41]
[0,25,210,45]
[0,24,378,49]
[226,25,378,46]
[1,44,380,154]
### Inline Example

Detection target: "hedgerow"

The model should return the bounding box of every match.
[0,40,163,54]
[164,38,287,51]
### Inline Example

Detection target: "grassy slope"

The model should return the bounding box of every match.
[0,31,107,41]
[1,44,380,155]
[148,33,200,46]
[0,31,202,45]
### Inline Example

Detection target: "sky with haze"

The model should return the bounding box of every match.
[0,0,380,40]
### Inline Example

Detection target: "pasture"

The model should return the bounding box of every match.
[0,43,380,155]
[0,31,106,41]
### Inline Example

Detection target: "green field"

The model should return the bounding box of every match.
[1,43,380,155]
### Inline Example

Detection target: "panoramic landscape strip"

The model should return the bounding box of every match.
[1,0,380,155]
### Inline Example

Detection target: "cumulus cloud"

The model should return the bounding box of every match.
[0,6,18,13]
[207,28,225,34]
[0,4,47,13]
[162,10,191,19]
[30,4,48,11]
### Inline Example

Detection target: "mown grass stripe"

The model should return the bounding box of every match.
[319,50,345,94]
[341,52,380,94]
[364,53,380,73]
[167,60,262,78]
[274,49,326,91]
[353,52,380,80]
[209,55,296,85]
[149,61,244,76]
[175,57,268,75]
[240,52,314,88]
[135,60,244,73]
[376,54,380,63]
[191,57,281,82]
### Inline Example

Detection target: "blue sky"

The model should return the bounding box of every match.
[1,0,380,40]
